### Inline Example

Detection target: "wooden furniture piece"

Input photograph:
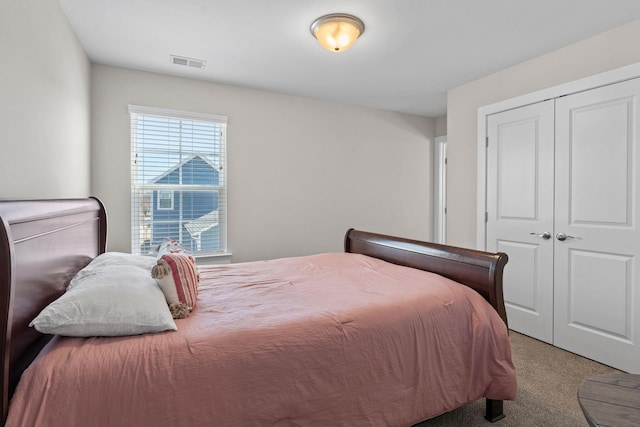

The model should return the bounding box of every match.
[0,198,106,424]
[578,373,640,427]
[345,228,510,422]
[1,198,510,425]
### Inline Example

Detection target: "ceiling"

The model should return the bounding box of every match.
[59,0,640,117]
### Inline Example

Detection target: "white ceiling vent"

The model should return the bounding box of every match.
[170,55,206,69]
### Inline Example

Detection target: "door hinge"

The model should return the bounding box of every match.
[485,136,489,148]
[485,212,488,222]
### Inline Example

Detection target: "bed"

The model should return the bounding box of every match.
[0,198,516,426]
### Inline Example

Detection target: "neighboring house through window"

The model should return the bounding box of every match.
[129,105,227,255]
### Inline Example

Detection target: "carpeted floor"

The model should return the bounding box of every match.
[414,331,621,426]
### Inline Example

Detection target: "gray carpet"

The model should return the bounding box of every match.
[414,331,621,426]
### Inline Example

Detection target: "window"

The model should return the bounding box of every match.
[129,105,227,256]
[157,190,174,210]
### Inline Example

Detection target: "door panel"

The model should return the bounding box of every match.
[569,98,631,224]
[569,250,631,339]
[496,241,540,312]
[486,100,555,343]
[554,78,640,372]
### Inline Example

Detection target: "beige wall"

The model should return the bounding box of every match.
[435,115,447,137]
[0,0,91,198]
[446,19,640,248]
[91,65,434,262]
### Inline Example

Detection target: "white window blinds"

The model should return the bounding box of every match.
[129,105,227,256]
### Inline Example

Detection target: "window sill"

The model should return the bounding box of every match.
[195,252,232,265]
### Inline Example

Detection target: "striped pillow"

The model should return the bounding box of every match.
[152,254,199,319]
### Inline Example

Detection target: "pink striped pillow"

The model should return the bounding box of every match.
[152,254,199,319]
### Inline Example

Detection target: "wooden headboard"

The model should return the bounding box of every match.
[0,198,106,422]
[344,228,509,326]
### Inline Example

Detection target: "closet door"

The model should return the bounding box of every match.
[554,78,640,373]
[486,101,555,343]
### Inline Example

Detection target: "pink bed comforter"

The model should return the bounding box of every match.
[6,253,516,427]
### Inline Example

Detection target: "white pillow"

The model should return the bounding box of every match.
[66,252,157,289]
[30,252,177,337]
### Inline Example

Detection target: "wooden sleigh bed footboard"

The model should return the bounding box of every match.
[344,228,509,422]
[1,198,510,425]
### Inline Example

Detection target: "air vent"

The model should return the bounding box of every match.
[170,55,206,69]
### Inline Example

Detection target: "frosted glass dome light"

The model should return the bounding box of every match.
[310,14,365,53]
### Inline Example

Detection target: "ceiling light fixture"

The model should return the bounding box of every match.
[310,13,365,53]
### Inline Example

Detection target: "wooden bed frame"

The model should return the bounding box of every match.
[0,198,509,425]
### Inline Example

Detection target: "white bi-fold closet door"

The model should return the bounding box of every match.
[486,77,640,373]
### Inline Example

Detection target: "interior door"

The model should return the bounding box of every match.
[486,100,555,343]
[554,78,640,373]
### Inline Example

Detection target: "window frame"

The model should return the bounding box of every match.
[129,105,228,256]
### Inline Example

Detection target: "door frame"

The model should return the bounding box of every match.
[476,61,640,250]
[433,136,447,244]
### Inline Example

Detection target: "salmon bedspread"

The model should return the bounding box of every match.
[6,253,516,427]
